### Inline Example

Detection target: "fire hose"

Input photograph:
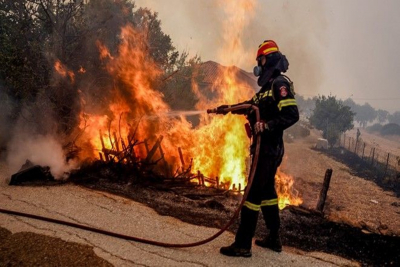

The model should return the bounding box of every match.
[0,104,260,248]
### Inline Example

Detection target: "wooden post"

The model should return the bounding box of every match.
[144,139,150,154]
[121,139,127,151]
[145,136,164,163]
[99,130,105,149]
[216,176,219,189]
[99,130,109,162]
[316,169,333,212]
[113,132,120,152]
[354,139,358,154]
[384,153,390,178]
[158,143,170,177]
[361,143,366,160]
[371,147,375,166]
[178,147,185,171]
[197,170,201,185]
[126,139,137,162]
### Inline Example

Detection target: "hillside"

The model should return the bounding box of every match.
[283,129,400,236]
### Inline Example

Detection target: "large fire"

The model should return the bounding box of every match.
[54,4,302,210]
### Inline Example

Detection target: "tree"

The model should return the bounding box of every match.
[376,109,389,123]
[161,52,201,111]
[388,111,400,125]
[0,0,50,105]
[344,98,377,128]
[0,0,200,137]
[309,95,355,147]
[132,7,179,73]
[354,103,377,128]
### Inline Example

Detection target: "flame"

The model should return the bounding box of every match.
[73,2,302,208]
[54,60,75,83]
[78,66,86,73]
[188,0,257,189]
[96,40,114,60]
[275,168,303,210]
[78,25,194,169]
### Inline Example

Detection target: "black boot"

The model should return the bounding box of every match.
[255,232,282,252]
[220,243,252,257]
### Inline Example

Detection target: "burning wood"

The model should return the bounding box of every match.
[49,23,302,208]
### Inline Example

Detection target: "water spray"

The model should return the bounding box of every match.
[136,110,207,120]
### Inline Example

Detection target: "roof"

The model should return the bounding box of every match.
[197,61,259,91]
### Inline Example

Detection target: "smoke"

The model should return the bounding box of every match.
[134,0,327,98]
[6,132,77,179]
[0,0,138,179]
[0,52,79,180]
[0,0,328,180]
[1,98,78,179]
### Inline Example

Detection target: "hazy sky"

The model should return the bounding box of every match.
[135,0,400,113]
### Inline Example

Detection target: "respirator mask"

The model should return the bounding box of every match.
[253,56,264,77]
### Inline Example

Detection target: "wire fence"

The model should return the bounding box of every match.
[338,134,400,181]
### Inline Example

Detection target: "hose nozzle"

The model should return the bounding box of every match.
[207,108,217,114]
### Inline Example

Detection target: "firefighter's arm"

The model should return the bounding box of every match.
[266,80,299,131]
[208,100,252,115]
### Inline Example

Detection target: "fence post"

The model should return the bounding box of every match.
[384,153,390,178]
[343,134,346,147]
[361,143,366,160]
[371,147,375,166]
[355,129,361,154]
[316,169,333,212]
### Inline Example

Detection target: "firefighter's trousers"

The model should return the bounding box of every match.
[234,154,282,249]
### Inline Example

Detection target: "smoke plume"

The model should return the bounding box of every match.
[135,0,328,97]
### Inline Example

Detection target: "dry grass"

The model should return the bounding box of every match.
[282,129,400,236]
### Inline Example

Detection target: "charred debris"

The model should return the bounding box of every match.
[8,136,400,266]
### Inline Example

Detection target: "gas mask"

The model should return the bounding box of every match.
[253,56,264,77]
[253,65,263,77]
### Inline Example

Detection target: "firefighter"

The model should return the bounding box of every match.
[213,40,299,257]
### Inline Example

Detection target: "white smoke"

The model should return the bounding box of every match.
[6,133,77,179]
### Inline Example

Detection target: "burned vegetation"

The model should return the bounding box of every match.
[65,158,399,267]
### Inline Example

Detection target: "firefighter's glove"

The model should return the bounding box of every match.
[216,105,230,115]
[254,121,269,134]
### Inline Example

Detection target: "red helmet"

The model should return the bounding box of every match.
[256,40,279,59]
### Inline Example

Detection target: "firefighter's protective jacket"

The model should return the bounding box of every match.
[234,74,299,156]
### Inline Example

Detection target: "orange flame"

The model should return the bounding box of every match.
[75,3,302,208]
[96,40,114,60]
[54,60,75,83]
[78,66,86,73]
[275,168,303,210]
[78,25,194,170]
[188,0,257,189]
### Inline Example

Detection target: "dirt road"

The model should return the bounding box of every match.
[0,179,357,266]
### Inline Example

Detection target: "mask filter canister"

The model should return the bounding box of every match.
[253,66,262,77]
